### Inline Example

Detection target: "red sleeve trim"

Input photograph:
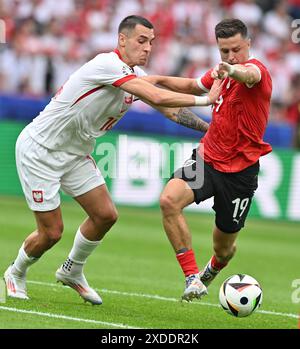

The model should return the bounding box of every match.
[113,49,124,62]
[112,74,137,87]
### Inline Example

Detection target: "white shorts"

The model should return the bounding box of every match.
[16,127,105,211]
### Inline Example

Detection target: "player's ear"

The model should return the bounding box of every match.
[118,32,126,48]
[247,38,251,49]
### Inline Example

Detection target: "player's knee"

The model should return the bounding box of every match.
[108,208,118,226]
[44,225,63,246]
[94,207,118,227]
[47,232,62,245]
[159,193,179,214]
[39,220,63,238]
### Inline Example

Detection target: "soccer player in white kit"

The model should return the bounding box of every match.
[4,15,221,305]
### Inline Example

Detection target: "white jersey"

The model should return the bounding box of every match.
[27,50,146,156]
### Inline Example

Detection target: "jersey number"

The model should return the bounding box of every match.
[214,95,223,112]
[100,117,117,131]
[232,198,250,221]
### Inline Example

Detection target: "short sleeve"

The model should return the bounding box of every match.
[243,59,267,88]
[196,69,214,92]
[91,53,137,87]
[244,62,262,81]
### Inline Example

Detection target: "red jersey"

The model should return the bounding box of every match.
[199,58,272,172]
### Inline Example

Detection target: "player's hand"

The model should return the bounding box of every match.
[211,62,233,80]
[219,62,234,77]
[207,78,224,104]
[211,63,227,80]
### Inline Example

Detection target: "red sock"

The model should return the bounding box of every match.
[210,255,227,271]
[176,249,199,277]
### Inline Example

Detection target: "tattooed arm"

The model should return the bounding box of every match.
[136,79,222,132]
[172,107,209,132]
[143,103,209,132]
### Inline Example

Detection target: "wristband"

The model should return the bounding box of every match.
[194,96,210,106]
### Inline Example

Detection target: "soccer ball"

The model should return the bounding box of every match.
[219,274,262,317]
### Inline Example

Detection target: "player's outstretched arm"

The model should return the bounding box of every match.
[130,79,224,133]
[174,108,209,132]
[120,78,213,107]
[159,106,209,132]
[215,62,261,86]
[141,75,206,95]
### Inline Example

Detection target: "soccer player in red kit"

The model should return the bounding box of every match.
[144,18,272,301]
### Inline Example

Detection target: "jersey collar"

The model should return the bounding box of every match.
[114,49,125,62]
[113,48,135,71]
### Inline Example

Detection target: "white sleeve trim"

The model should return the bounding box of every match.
[196,77,210,92]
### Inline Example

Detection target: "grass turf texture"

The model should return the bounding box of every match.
[0,196,299,329]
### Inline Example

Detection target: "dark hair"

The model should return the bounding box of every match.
[118,15,153,33]
[215,19,248,40]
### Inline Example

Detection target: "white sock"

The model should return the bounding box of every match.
[11,243,39,277]
[64,228,101,274]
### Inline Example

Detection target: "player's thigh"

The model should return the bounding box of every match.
[61,155,105,199]
[213,163,259,233]
[61,155,117,221]
[168,148,214,207]
[34,207,64,237]
[74,184,117,223]
[172,148,206,195]
[16,128,62,211]
[160,178,195,210]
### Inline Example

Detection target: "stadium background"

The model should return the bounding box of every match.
[0,0,299,329]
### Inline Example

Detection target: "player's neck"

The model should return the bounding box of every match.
[114,48,134,68]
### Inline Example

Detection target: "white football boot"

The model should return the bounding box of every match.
[182,273,208,302]
[55,263,102,305]
[3,265,29,300]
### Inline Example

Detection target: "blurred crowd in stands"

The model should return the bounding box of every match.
[0,0,300,147]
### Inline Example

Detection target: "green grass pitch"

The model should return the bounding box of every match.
[0,196,299,329]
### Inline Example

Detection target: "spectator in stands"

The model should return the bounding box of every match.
[0,0,300,136]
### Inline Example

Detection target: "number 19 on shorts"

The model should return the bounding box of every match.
[232,198,250,223]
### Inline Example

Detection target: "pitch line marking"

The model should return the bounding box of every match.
[27,280,299,320]
[0,305,141,329]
